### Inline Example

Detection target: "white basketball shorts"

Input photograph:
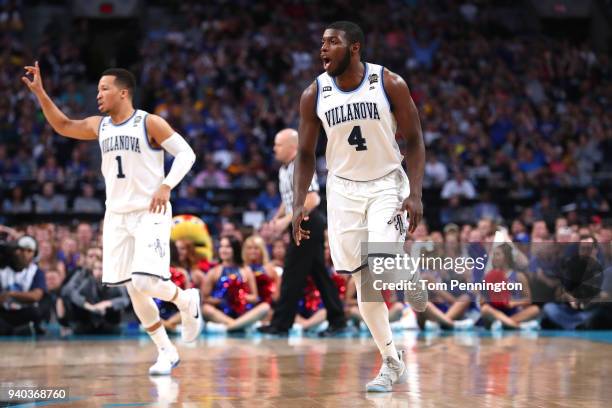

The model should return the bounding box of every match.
[326,169,410,274]
[102,204,172,286]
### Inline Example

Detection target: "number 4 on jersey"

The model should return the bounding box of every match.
[347,126,367,151]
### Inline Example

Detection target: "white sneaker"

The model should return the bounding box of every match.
[453,319,475,331]
[290,323,304,335]
[312,320,328,333]
[424,320,441,331]
[519,320,541,331]
[365,350,408,392]
[490,320,503,332]
[149,346,180,376]
[389,320,405,331]
[205,321,227,334]
[180,288,203,342]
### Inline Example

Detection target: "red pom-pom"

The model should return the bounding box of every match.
[304,276,322,313]
[485,268,511,308]
[255,272,276,304]
[226,276,250,315]
[331,273,347,300]
[169,266,187,289]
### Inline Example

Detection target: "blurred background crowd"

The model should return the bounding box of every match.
[0,0,611,336]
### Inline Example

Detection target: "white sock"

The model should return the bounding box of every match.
[355,270,398,359]
[149,325,174,352]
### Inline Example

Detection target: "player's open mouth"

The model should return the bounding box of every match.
[322,56,331,70]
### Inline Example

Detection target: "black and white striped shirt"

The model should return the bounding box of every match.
[279,160,319,214]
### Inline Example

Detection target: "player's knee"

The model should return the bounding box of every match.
[131,274,156,294]
[125,281,137,297]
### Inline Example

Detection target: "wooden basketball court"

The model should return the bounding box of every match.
[1,331,611,407]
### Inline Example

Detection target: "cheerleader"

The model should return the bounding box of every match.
[175,238,206,293]
[480,243,540,330]
[202,237,270,331]
[242,235,280,304]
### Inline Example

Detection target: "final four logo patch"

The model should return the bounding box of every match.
[368,73,379,85]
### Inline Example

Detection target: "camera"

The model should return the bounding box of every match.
[0,240,19,270]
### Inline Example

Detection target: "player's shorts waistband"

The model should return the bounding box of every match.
[329,167,402,183]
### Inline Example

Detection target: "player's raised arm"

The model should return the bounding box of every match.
[22,61,100,140]
[292,81,320,245]
[146,114,196,213]
[384,68,425,233]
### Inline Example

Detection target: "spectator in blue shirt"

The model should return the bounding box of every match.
[256,181,281,219]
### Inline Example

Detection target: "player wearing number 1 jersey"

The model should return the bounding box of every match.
[292,21,429,392]
[22,64,202,376]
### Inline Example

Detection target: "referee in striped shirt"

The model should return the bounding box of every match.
[258,128,346,336]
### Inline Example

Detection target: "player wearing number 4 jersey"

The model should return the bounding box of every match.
[22,64,202,376]
[292,21,428,392]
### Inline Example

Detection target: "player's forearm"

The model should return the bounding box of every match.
[161,133,196,189]
[292,150,315,210]
[403,131,425,197]
[34,90,72,136]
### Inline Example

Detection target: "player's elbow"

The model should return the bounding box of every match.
[54,119,73,137]
[178,148,196,169]
[56,119,86,139]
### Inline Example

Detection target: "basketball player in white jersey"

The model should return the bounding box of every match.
[292,21,428,392]
[22,63,202,375]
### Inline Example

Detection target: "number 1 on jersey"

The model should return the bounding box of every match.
[115,155,126,178]
[348,126,367,151]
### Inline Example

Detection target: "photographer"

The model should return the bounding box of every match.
[0,235,47,335]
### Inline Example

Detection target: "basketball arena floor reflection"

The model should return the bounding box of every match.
[1,331,611,407]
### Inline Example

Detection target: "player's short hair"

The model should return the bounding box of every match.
[101,68,136,97]
[327,21,365,51]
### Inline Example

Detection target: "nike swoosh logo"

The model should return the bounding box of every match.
[193,294,200,319]
[386,340,393,346]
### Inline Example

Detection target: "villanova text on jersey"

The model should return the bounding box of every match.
[323,102,381,127]
[98,109,164,213]
[101,135,142,154]
[316,62,403,181]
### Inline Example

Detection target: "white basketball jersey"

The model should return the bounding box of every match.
[316,62,403,181]
[98,110,165,213]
